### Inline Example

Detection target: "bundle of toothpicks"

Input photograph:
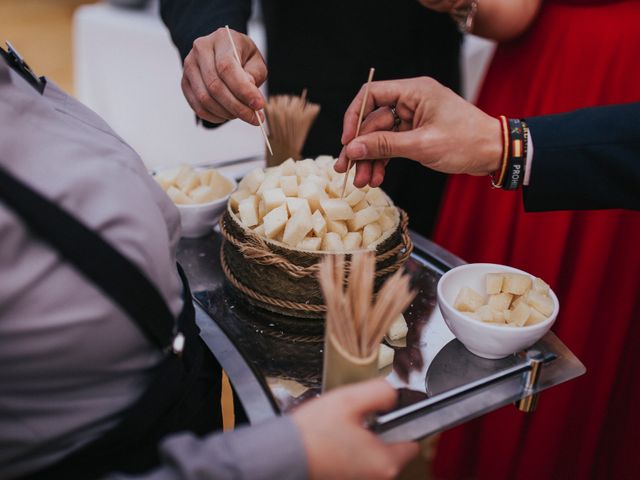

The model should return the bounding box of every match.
[263,91,320,167]
[318,252,415,388]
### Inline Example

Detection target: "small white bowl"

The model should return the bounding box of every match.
[168,173,236,238]
[437,263,559,359]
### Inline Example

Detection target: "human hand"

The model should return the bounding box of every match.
[335,77,502,188]
[181,27,267,125]
[292,379,419,480]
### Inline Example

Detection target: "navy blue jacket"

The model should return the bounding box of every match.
[524,103,640,212]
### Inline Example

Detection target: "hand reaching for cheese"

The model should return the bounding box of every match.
[335,77,503,188]
[293,379,418,480]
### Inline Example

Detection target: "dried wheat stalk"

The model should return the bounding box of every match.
[318,252,415,359]
[263,93,320,166]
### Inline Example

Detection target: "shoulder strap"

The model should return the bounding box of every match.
[0,165,175,351]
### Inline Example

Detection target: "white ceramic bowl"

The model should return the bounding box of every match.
[159,170,236,238]
[437,263,559,359]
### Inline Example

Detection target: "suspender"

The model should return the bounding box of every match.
[0,165,176,352]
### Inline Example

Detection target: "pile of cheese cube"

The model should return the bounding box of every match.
[153,165,234,205]
[454,273,554,327]
[230,156,398,252]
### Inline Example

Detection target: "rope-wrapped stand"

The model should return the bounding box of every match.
[219,203,413,319]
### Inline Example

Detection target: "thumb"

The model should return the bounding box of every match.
[345,130,418,161]
[334,379,398,420]
[386,442,420,468]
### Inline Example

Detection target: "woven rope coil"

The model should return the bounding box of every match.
[219,209,413,280]
[219,208,414,316]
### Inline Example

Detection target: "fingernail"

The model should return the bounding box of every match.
[250,99,261,110]
[349,142,367,159]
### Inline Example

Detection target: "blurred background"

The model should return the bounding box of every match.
[1,0,493,174]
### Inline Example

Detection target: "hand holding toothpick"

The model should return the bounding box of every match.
[341,67,375,198]
[225,25,273,156]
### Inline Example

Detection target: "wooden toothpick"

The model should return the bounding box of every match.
[341,67,375,198]
[225,25,273,156]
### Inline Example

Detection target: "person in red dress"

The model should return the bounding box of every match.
[413,1,640,478]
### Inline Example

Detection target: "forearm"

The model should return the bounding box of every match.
[472,0,542,41]
[522,104,640,212]
[160,0,252,61]
[109,416,308,480]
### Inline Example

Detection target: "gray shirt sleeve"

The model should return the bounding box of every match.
[109,416,308,480]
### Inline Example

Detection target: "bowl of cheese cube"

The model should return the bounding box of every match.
[437,263,558,359]
[153,165,236,238]
[220,156,412,319]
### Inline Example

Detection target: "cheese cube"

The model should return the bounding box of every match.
[511,295,525,310]
[377,208,397,231]
[263,188,286,212]
[279,175,298,196]
[477,305,496,323]
[326,180,342,198]
[486,273,504,295]
[492,309,506,324]
[320,199,354,221]
[282,209,313,247]
[365,187,389,207]
[167,186,195,205]
[257,173,280,194]
[533,277,550,295]
[297,236,322,251]
[311,210,327,237]
[306,174,328,189]
[280,158,296,175]
[322,232,344,251]
[286,197,311,216]
[352,199,369,212]
[176,172,199,193]
[155,166,181,187]
[197,169,214,186]
[453,287,485,312]
[348,206,381,231]
[230,189,251,211]
[505,302,531,327]
[263,205,289,239]
[174,165,193,187]
[526,308,548,326]
[525,290,554,317]
[387,314,408,341]
[344,189,366,207]
[315,155,335,169]
[378,343,395,370]
[327,220,348,238]
[258,200,266,223]
[209,171,232,197]
[362,222,382,248]
[298,181,326,212]
[295,158,318,177]
[487,292,513,312]
[189,185,217,204]
[239,168,265,193]
[343,232,362,251]
[502,273,532,295]
[238,195,259,227]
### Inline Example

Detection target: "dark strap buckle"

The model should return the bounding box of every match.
[3,41,46,94]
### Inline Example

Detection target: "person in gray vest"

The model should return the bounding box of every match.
[0,45,417,480]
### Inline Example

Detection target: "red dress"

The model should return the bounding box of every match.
[433,1,640,479]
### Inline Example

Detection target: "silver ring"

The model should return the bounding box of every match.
[390,105,401,131]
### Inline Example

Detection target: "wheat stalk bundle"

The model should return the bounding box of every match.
[318,251,415,359]
[263,93,320,167]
